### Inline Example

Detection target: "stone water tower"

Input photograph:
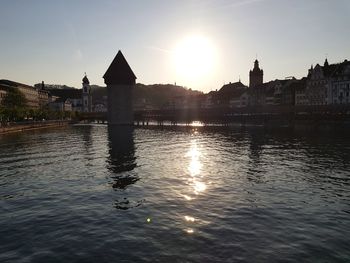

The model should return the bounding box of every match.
[103,50,136,125]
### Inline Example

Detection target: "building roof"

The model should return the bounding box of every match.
[54,97,70,103]
[0,79,35,90]
[309,59,350,79]
[217,81,248,100]
[327,60,350,77]
[103,50,137,85]
[220,81,246,92]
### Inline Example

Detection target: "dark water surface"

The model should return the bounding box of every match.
[0,124,350,262]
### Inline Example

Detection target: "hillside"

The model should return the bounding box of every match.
[90,83,202,109]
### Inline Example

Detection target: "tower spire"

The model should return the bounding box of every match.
[249,58,263,88]
[324,54,329,67]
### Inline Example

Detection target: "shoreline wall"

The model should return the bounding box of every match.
[0,121,70,135]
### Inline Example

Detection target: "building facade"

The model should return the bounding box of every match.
[306,63,329,105]
[0,80,39,108]
[305,59,350,105]
[328,60,350,105]
[38,81,50,108]
[49,98,72,112]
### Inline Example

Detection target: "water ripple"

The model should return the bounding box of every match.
[0,125,350,262]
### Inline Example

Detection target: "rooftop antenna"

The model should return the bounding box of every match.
[239,75,241,82]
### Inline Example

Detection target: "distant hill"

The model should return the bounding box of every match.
[36,83,202,109]
[134,83,202,108]
[34,83,76,90]
[90,83,202,108]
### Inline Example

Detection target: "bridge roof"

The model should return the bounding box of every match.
[103,50,136,85]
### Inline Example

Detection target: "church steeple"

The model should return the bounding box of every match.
[324,58,329,67]
[82,73,92,112]
[249,59,264,88]
[82,72,90,85]
[254,59,259,70]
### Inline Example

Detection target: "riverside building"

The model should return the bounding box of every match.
[0,79,41,108]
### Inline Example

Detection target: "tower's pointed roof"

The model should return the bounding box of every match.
[103,50,136,85]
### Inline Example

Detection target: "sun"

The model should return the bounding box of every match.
[173,35,217,85]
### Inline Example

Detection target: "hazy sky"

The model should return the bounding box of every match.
[0,0,349,92]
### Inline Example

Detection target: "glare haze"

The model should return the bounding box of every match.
[0,0,349,92]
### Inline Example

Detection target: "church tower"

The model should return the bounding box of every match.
[249,59,264,88]
[82,73,92,112]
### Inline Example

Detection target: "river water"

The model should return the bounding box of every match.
[0,124,350,262]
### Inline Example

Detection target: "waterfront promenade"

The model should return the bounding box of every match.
[0,120,70,134]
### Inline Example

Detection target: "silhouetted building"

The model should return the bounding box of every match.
[249,59,263,88]
[216,81,248,108]
[327,59,350,104]
[133,98,154,111]
[229,90,249,108]
[294,78,308,105]
[104,50,136,125]
[202,92,217,109]
[248,82,268,106]
[306,62,328,105]
[248,80,292,106]
[170,94,204,110]
[269,78,297,106]
[305,58,350,105]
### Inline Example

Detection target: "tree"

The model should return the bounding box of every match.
[1,88,27,121]
[0,105,5,124]
[3,88,27,108]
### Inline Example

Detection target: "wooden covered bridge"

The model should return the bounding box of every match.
[78,105,350,126]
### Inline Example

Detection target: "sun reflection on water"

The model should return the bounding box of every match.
[194,181,207,193]
[186,229,194,234]
[185,140,207,195]
[181,134,209,235]
[183,194,193,201]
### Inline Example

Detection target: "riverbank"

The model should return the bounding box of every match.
[0,120,71,134]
